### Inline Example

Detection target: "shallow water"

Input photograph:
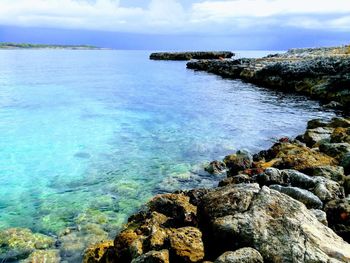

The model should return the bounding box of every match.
[0,50,336,235]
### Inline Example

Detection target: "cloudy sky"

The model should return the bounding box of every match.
[0,0,349,49]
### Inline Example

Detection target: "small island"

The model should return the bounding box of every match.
[0,42,107,50]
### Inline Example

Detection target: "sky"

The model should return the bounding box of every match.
[0,0,349,50]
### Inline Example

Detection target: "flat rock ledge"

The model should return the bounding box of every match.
[84,117,350,263]
[150,51,234,61]
[187,45,350,110]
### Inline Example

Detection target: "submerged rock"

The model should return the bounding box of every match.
[0,228,55,261]
[21,249,61,263]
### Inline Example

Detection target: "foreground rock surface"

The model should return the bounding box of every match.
[150,51,234,61]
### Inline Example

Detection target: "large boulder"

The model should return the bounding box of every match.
[224,150,253,176]
[205,161,227,175]
[214,248,263,263]
[303,127,333,147]
[319,142,350,161]
[199,184,350,262]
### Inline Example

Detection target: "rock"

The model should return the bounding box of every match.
[329,117,350,128]
[131,249,170,263]
[344,176,350,196]
[150,51,234,61]
[268,142,337,172]
[313,177,345,202]
[341,153,350,174]
[180,189,211,207]
[256,167,283,186]
[319,142,350,160]
[201,184,350,262]
[303,127,333,147]
[310,209,328,226]
[20,249,61,263]
[218,174,254,187]
[309,165,345,181]
[224,150,253,176]
[114,229,140,262]
[83,241,114,263]
[307,119,329,129]
[205,161,227,174]
[269,185,323,209]
[324,199,350,243]
[331,127,350,143]
[281,169,316,189]
[148,193,197,226]
[214,248,263,263]
[200,184,260,221]
[0,228,55,261]
[169,227,204,263]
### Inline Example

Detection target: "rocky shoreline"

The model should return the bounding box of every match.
[187,46,350,112]
[1,46,350,263]
[150,52,234,61]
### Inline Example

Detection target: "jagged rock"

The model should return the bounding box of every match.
[114,229,140,262]
[218,174,254,187]
[269,185,323,209]
[324,199,350,243]
[309,165,345,181]
[0,228,55,261]
[180,189,211,207]
[148,193,197,226]
[205,161,227,174]
[200,184,350,262]
[344,176,350,196]
[224,150,253,176]
[131,249,170,263]
[83,241,114,263]
[303,127,333,147]
[309,209,328,226]
[169,227,204,263]
[214,248,263,263]
[319,142,350,160]
[20,249,61,263]
[313,177,345,202]
[256,167,283,186]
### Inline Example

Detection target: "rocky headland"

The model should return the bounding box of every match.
[187,45,350,111]
[149,52,234,61]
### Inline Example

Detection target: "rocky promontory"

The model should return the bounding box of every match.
[150,51,234,61]
[187,46,350,111]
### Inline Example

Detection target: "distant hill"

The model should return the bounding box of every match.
[0,42,107,50]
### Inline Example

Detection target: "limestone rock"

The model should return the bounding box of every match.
[319,142,350,161]
[148,194,197,226]
[269,185,323,209]
[169,227,204,263]
[224,150,253,176]
[218,174,254,187]
[214,248,263,263]
[331,127,350,144]
[83,241,114,263]
[131,249,170,263]
[202,184,350,262]
[307,119,329,129]
[341,153,350,174]
[309,209,328,226]
[309,165,345,181]
[303,127,333,147]
[313,176,345,202]
[329,117,350,128]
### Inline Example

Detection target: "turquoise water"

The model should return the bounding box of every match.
[0,50,336,235]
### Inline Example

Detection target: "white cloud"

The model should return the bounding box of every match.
[0,0,349,33]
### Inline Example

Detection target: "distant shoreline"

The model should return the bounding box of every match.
[0,42,110,50]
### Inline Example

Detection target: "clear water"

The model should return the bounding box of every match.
[0,50,336,235]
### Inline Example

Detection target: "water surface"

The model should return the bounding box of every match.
[0,50,336,235]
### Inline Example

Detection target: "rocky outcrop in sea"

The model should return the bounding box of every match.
[150,52,234,61]
[187,46,350,111]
